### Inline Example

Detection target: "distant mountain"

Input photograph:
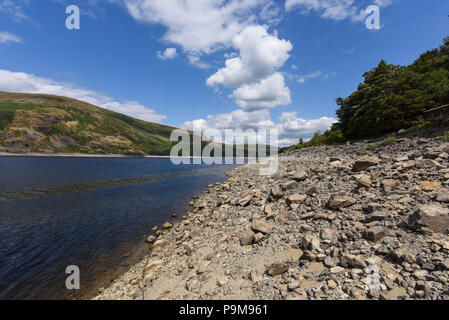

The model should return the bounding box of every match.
[0,92,191,156]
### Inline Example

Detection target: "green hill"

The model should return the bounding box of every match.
[0,92,190,156]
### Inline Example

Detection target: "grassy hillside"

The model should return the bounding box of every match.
[0,92,186,155]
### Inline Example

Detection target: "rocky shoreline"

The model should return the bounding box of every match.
[94,136,449,300]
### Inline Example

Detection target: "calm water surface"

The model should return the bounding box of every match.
[0,157,234,300]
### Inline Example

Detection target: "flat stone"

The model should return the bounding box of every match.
[162,222,173,229]
[293,169,308,181]
[352,155,379,172]
[355,174,372,188]
[330,266,345,273]
[266,262,289,276]
[435,189,449,203]
[340,253,367,269]
[416,159,440,168]
[286,194,307,206]
[251,219,273,234]
[364,211,387,223]
[408,204,449,234]
[420,181,443,192]
[282,180,297,190]
[328,194,353,210]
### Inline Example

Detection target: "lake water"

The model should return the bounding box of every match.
[0,157,234,300]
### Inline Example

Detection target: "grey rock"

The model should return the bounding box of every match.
[352,155,379,172]
[364,226,387,242]
[408,204,449,234]
[239,230,255,246]
[266,262,289,276]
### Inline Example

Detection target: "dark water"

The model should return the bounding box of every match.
[0,157,234,300]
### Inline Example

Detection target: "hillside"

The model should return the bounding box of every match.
[0,92,185,156]
[282,36,449,153]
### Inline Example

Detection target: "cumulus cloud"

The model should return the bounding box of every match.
[0,31,22,44]
[157,47,177,60]
[207,25,293,111]
[232,72,291,110]
[276,111,337,145]
[207,25,292,88]
[285,0,393,22]
[121,0,276,54]
[182,109,337,146]
[0,69,166,123]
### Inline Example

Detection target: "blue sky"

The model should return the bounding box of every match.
[0,0,448,145]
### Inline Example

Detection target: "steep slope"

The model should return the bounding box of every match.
[0,92,184,155]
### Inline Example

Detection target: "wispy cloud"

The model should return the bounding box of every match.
[0,0,31,22]
[285,0,394,22]
[0,31,22,44]
[297,70,326,83]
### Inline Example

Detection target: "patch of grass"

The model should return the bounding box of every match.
[439,131,449,142]
[368,133,398,149]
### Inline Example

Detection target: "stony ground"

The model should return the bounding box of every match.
[94,136,449,300]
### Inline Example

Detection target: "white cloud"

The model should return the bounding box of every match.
[182,109,337,146]
[0,31,22,44]
[121,0,277,54]
[157,47,177,60]
[297,70,323,83]
[187,55,211,70]
[207,25,292,88]
[207,25,293,111]
[276,111,337,145]
[232,72,291,110]
[285,0,393,22]
[0,69,166,123]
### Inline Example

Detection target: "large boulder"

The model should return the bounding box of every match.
[408,204,449,234]
[352,155,379,172]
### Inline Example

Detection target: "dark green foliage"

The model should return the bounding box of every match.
[335,37,449,139]
[281,37,449,153]
[281,124,345,153]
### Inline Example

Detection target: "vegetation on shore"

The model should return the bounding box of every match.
[282,36,449,153]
